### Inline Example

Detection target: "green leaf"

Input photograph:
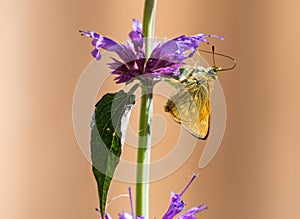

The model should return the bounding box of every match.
[90,89,136,218]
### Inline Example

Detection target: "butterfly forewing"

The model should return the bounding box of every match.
[165,71,213,139]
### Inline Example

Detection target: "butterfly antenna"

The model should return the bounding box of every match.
[212,46,216,68]
[197,46,236,71]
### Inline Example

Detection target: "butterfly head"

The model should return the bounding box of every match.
[207,66,221,80]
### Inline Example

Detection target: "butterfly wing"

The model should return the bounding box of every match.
[165,76,211,139]
[165,79,200,123]
[183,93,210,139]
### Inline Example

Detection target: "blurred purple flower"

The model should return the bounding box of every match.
[80,19,223,83]
[162,174,207,219]
[96,208,112,219]
[118,211,134,219]
[96,174,207,219]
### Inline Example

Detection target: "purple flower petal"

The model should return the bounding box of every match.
[91,48,101,60]
[171,34,224,59]
[116,187,145,219]
[177,204,208,219]
[80,30,122,60]
[128,19,145,59]
[119,211,133,219]
[162,192,185,219]
[105,213,112,219]
[95,208,112,219]
[132,18,142,33]
[129,18,143,41]
[128,187,134,219]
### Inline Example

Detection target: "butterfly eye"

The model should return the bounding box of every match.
[208,68,217,75]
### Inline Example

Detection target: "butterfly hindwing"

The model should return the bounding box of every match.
[165,80,200,123]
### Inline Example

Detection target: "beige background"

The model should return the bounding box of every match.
[1,0,300,218]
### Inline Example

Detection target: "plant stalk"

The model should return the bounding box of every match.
[136,83,153,218]
[142,0,157,57]
[136,1,157,217]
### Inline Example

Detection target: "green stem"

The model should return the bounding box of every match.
[136,83,153,218]
[136,1,157,217]
[142,0,157,57]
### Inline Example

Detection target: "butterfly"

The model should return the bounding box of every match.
[164,46,235,139]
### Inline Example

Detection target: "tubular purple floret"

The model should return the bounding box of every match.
[179,173,198,196]
[128,187,134,219]
[79,30,99,38]
[177,204,208,219]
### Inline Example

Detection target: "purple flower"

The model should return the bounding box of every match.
[162,192,185,219]
[80,19,223,83]
[96,174,206,219]
[162,174,208,219]
[119,211,134,219]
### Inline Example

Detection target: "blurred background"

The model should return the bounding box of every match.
[1,0,300,218]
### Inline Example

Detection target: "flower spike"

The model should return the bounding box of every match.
[162,174,208,219]
[81,19,222,83]
[95,174,207,219]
